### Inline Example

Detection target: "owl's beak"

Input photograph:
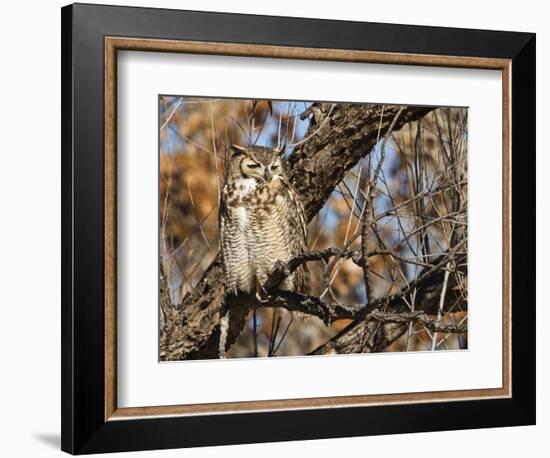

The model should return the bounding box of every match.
[264,169,272,181]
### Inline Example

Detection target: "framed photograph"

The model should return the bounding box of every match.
[61,3,536,454]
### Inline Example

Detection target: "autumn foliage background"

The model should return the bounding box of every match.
[160,96,468,358]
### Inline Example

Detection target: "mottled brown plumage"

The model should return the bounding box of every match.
[219,144,310,297]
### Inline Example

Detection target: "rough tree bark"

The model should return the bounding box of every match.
[160,103,435,361]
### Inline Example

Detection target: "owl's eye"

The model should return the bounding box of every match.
[247,163,260,169]
[271,164,279,170]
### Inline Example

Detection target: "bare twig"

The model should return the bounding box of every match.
[288,104,336,147]
[160,97,183,132]
[431,263,451,350]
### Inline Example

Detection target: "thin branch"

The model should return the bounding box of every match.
[208,100,221,201]
[160,97,183,132]
[263,246,461,292]
[431,263,451,350]
[288,103,336,147]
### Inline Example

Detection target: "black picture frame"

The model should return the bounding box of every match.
[61,3,536,454]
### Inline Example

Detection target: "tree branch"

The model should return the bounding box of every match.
[243,289,466,335]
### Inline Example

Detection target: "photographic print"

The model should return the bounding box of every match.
[62,7,535,451]
[159,96,468,361]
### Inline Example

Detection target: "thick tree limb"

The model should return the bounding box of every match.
[287,104,433,220]
[161,103,435,360]
[244,290,467,334]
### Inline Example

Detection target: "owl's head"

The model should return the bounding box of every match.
[228,144,286,183]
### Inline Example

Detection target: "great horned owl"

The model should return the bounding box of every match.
[217,144,310,357]
[219,144,310,297]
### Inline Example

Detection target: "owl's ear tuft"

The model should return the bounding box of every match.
[229,144,248,158]
[274,144,286,156]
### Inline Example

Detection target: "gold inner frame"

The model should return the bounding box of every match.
[104,36,512,421]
